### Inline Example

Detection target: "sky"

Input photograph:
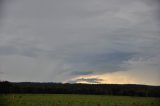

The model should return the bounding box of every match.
[0,0,160,85]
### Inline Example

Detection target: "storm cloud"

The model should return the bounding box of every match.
[0,0,160,85]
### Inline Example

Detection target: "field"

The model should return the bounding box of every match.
[1,94,160,106]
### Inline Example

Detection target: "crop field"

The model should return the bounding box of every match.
[1,94,160,106]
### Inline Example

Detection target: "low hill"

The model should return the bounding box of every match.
[0,81,160,97]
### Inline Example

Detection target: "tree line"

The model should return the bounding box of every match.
[0,81,160,97]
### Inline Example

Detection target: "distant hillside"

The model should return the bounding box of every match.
[0,81,160,97]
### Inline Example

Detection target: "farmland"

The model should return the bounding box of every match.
[1,94,160,106]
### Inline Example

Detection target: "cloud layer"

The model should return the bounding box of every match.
[0,0,160,85]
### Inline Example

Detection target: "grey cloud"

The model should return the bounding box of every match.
[0,45,45,58]
[71,71,93,76]
[0,0,159,84]
[0,71,4,75]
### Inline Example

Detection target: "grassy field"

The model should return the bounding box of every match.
[1,94,160,106]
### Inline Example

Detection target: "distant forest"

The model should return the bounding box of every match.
[0,81,160,97]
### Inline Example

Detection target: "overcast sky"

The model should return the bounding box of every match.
[0,0,160,85]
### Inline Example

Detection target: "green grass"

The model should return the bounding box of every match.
[1,94,160,106]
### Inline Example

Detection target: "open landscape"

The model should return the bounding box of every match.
[0,0,160,106]
[1,94,160,106]
[0,81,160,106]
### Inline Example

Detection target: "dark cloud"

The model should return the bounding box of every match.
[66,52,136,75]
[69,78,104,84]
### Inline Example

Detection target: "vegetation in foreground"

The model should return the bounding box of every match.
[1,94,160,106]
